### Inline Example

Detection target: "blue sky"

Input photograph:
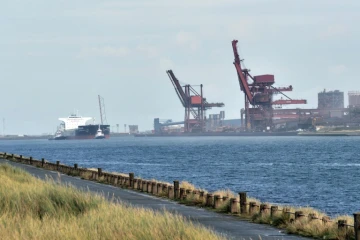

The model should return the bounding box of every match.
[1,0,359,134]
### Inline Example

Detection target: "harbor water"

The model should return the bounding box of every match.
[1,136,359,216]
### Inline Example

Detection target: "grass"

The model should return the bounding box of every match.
[0,164,225,240]
[1,153,356,240]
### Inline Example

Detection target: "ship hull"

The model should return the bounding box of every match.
[50,125,110,140]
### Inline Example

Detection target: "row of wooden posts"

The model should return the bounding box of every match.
[2,152,360,240]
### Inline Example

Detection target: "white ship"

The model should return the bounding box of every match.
[94,125,105,139]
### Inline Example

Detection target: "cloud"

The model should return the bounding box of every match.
[319,24,349,39]
[328,64,347,75]
[175,32,199,51]
[136,45,159,58]
[159,58,174,70]
[77,46,129,58]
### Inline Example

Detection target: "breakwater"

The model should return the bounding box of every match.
[1,151,360,240]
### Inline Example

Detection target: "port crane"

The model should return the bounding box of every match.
[166,70,224,132]
[231,40,307,131]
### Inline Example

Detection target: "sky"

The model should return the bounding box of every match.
[1,0,359,135]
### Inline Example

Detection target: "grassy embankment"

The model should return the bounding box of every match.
[175,182,354,240]
[0,164,225,240]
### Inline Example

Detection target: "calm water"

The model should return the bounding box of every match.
[1,136,359,216]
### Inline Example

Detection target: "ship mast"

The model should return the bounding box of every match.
[98,95,107,125]
[98,95,103,125]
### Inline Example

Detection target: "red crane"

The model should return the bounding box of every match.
[231,40,307,131]
[167,70,224,132]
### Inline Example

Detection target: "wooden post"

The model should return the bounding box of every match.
[295,211,304,221]
[168,186,174,199]
[230,198,239,214]
[239,192,247,214]
[260,204,270,216]
[192,190,199,201]
[308,213,317,222]
[74,164,78,170]
[338,219,348,231]
[322,216,330,225]
[137,179,142,190]
[41,158,45,167]
[146,181,151,193]
[283,207,291,220]
[152,182,157,195]
[29,156,33,165]
[180,188,185,199]
[98,168,102,177]
[174,181,180,199]
[214,195,222,209]
[142,181,147,192]
[354,213,360,240]
[157,183,162,195]
[56,161,60,170]
[206,194,214,207]
[162,184,168,194]
[249,202,258,215]
[271,206,278,218]
[129,173,134,188]
[199,191,205,203]
[133,179,138,189]
[19,155,23,161]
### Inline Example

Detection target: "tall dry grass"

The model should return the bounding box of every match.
[0,164,225,240]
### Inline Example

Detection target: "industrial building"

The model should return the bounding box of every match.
[349,91,360,108]
[318,90,344,109]
[129,125,139,134]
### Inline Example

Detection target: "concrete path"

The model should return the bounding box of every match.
[0,159,309,240]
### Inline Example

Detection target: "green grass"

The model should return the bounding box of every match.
[0,164,225,240]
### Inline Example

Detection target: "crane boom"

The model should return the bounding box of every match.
[167,70,187,107]
[232,40,253,104]
[272,99,307,105]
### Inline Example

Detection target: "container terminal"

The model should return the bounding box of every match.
[135,40,360,137]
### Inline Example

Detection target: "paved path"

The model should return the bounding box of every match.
[0,159,309,240]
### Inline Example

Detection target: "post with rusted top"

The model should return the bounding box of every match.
[271,206,278,218]
[129,173,134,188]
[162,184,168,194]
[260,204,270,216]
[199,191,205,203]
[230,198,239,214]
[146,181,151,193]
[180,188,185,199]
[308,213,316,222]
[157,183,162,195]
[142,181,147,192]
[354,213,360,240]
[174,181,180,199]
[338,219,348,232]
[214,195,222,209]
[152,182,157,195]
[137,179,142,190]
[249,202,258,215]
[295,211,304,221]
[239,192,247,214]
[283,207,291,221]
[192,190,199,201]
[322,216,330,225]
[133,179,138,189]
[168,186,174,199]
[206,194,214,207]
